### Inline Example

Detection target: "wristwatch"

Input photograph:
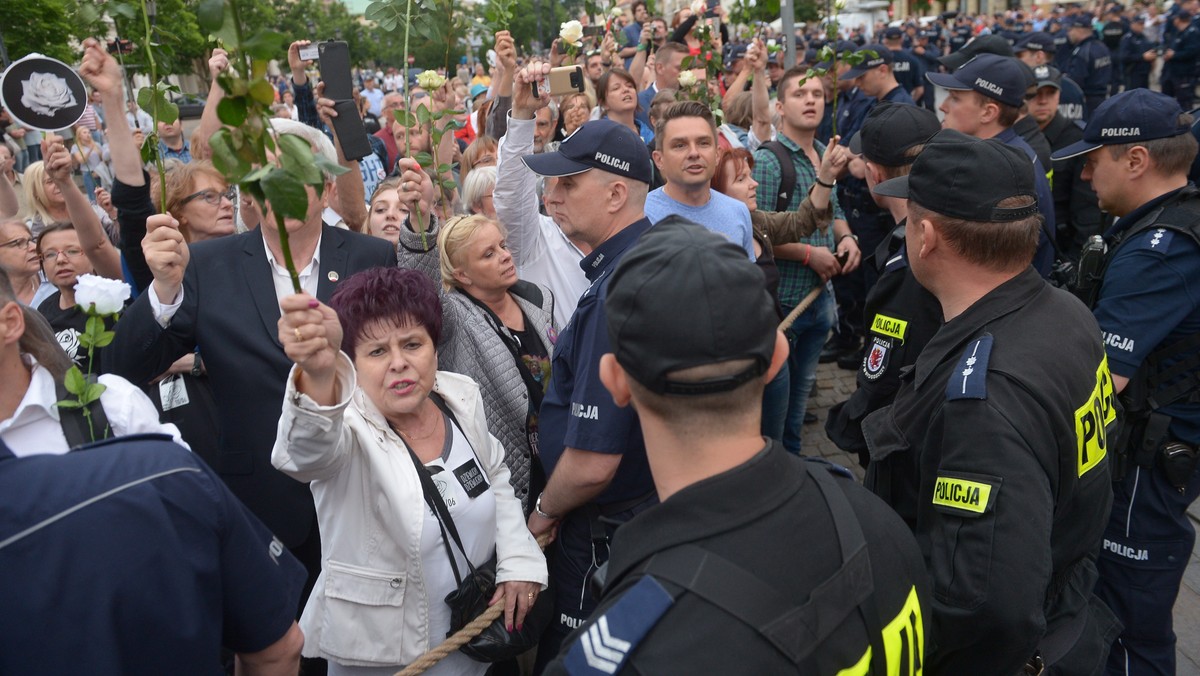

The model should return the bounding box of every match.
[838,233,860,245]
[534,493,559,521]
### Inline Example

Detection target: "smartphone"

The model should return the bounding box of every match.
[298,44,319,61]
[704,0,720,17]
[317,41,372,161]
[835,250,850,268]
[583,25,605,37]
[532,66,586,99]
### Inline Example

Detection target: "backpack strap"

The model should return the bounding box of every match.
[54,379,112,450]
[761,141,797,213]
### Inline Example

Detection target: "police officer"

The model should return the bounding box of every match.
[1100,8,1129,95]
[1118,15,1158,91]
[911,29,942,110]
[1162,11,1200,110]
[518,71,660,667]
[864,130,1120,674]
[543,217,931,675]
[1065,15,1114,119]
[826,103,943,468]
[949,17,972,54]
[1051,88,1200,676]
[1052,17,1075,70]
[882,26,925,101]
[1015,31,1088,123]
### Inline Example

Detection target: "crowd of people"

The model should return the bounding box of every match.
[1,0,1200,674]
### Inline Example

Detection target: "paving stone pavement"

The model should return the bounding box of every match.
[801,360,1200,674]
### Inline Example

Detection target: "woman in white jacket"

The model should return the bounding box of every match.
[272,266,547,675]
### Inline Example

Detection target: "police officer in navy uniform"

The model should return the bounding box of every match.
[949,18,972,54]
[1100,8,1129,95]
[1118,15,1158,91]
[1014,31,1088,124]
[826,103,943,468]
[518,73,660,665]
[911,29,942,110]
[1051,88,1200,676]
[882,26,926,102]
[1162,11,1200,110]
[543,217,931,676]
[1065,15,1114,119]
[863,130,1121,674]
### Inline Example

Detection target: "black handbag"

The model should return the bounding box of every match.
[405,406,552,663]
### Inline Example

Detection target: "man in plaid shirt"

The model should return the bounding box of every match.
[753,67,861,454]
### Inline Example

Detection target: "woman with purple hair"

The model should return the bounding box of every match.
[270,267,546,674]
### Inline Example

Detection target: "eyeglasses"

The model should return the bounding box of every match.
[0,236,33,250]
[180,186,236,207]
[41,247,85,263]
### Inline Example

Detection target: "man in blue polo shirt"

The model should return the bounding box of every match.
[0,432,306,674]
[1052,88,1200,676]
[516,63,659,671]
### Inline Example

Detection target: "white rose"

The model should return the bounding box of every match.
[560,20,584,46]
[415,70,447,90]
[767,38,777,47]
[611,6,625,18]
[74,274,131,316]
[678,71,698,88]
[20,72,78,117]
[691,0,706,15]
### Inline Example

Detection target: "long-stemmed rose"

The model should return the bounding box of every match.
[55,274,132,442]
[560,20,584,59]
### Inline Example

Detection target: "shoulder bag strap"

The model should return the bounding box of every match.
[405,436,477,584]
[762,141,796,213]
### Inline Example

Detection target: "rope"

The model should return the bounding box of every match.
[395,533,553,676]
[778,286,823,333]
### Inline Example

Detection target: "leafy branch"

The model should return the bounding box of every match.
[197,0,347,292]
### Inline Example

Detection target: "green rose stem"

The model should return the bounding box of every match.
[399,0,430,248]
[138,0,170,212]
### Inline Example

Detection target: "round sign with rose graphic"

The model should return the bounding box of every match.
[0,54,88,132]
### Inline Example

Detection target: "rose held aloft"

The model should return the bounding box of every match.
[560,20,584,47]
[415,70,447,90]
[74,274,131,315]
[677,71,698,88]
[21,72,77,116]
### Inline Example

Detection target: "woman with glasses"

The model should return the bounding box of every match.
[0,221,54,307]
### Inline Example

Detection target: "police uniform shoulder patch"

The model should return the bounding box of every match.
[564,576,673,674]
[863,336,893,381]
[932,471,1002,517]
[946,334,993,401]
[1139,227,1175,254]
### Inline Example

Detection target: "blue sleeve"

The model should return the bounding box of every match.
[291,78,324,133]
[562,287,643,455]
[1093,231,1200,377]
[202,460,307,653]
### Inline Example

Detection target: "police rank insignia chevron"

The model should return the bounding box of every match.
[563,576,674,674]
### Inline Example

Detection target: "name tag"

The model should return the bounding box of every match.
[454,458,490,499]
[159,374,190,411]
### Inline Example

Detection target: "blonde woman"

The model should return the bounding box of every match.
[395,161,556,513]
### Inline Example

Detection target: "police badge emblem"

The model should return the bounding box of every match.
[863,337,891,381]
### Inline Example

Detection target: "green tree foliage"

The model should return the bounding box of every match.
[1,0,80,63]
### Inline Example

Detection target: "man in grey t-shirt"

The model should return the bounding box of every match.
[644,101,755,259]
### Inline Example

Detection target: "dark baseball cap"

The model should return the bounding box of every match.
[604,216,778,396]
[926,53,1027,107]
[849,103,941,166]
[1065,15,1095,28]
[1033,64,1063,90]
[839,45,893,80]
[872,129,1039,222]
[1051,89,1190,160]
[883,26,904,39]
[939,33,1014,71]
[1014,31,1057,53]
[522,118,652,184]
[724,44,748,65]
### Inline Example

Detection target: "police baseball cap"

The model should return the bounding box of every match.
[522,118,652,184]
[926,53,1027,107]
[849,103,941,166]
[839,45,893,80]
[605,216,778,396]
[1014,31,1057,53]
[939,34,1013,71]
[872,129,1039,222]
[1065,15,1094,28]
[724,44,748,65]
[1033,65,1063,90]
[883,26,904,39]
[1051,89,1190,160]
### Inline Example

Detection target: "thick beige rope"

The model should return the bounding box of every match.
[778,285,823,332]
[395,533,552,676]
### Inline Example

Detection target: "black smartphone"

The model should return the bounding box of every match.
[317,40,372,161]
[583,25,605,38]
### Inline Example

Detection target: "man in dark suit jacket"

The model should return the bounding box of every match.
[108,129,396,598]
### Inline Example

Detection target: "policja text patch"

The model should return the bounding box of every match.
[931,472,1000,517]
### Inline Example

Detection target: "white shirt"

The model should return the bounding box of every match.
[125,109,155,132]
[150,233,322,325]
[1,356,187,457]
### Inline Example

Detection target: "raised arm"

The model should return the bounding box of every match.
[41,135,123,280]
[314,82,367,232]
[748,40,773,148]
[193,48,231,162]
[79,38,143,187]
[495,62,554,267]
[0,152,17,219]
[488,31,517,140]
[627,25,652,87]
